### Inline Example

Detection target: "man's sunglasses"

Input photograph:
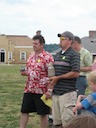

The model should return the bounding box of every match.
[60,37,66,40]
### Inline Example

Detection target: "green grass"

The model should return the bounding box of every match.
[0,64,91,128]
[0,64,40,128]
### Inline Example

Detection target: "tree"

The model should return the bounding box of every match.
[44,44,59,52]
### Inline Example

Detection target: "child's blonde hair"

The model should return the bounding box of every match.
[87,70,96,85]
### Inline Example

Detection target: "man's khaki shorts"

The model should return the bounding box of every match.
[52,91,77,127]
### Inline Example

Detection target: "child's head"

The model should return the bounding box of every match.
[87,70,96,92]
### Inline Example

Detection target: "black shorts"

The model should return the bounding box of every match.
[21,93,50,115]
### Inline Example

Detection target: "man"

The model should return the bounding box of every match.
[72,36,92,96]
[49,31,80,128]
[20,35,54,128]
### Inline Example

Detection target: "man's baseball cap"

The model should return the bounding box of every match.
[57,31,75,42]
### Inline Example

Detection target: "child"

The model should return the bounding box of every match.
[73,70,96,117]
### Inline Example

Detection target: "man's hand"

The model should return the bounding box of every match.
[49,76,59,85]
[20,71,28,76]
[45,90,52,99]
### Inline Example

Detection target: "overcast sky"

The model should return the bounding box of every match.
[0,0,96,44]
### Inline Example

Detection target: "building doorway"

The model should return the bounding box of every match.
[0,49,6,63]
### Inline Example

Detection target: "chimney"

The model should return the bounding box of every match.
[89,30,96,38]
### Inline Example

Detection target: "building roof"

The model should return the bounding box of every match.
[81,36,96,54]
[6,35,33,46]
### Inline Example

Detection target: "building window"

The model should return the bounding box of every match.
[8,52,12,60]
[20,52,26,60]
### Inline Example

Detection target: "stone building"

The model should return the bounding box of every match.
[0,34,33,64]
